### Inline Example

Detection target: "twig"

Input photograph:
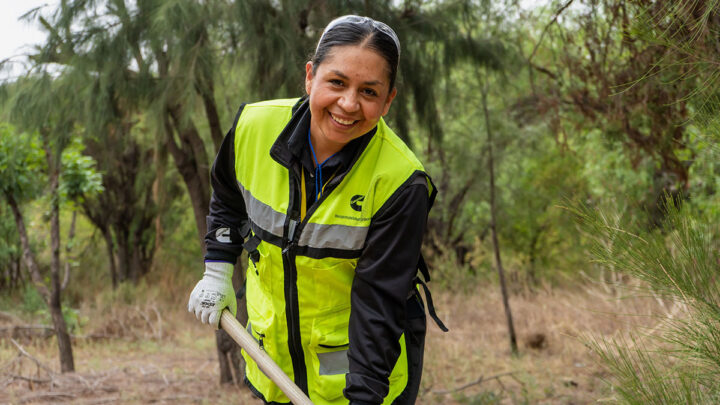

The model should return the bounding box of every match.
[136,307,157,338]
[0,325,55,339]
[19,391,76,403]
[0,353,22,370]
[151,305,163,340]
[1,372,52,384]
[9,339,54,374]
[0,310,22,323]
[432,371,516,395]
[1,376,13,390]
[80,396,121,405]
[528,0,576,63]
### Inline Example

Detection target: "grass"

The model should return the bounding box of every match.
[0,276,677,404]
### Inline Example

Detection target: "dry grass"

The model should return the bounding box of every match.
[421,284,676,404]
[0,281,676,404]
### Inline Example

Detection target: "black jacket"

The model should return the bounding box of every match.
[204,98,431,404]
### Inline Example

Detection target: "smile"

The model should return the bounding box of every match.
[330,112,358,126]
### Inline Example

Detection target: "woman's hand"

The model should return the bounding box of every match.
[187,261,237,328]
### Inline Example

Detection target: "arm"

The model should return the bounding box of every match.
[343,179,430,404]
[205,106,249,263]
[189,106,248,327]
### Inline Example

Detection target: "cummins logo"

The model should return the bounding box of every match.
[350,195,364,212]
[215,227,231,243]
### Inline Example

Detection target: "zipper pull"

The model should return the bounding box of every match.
[283,219,299,254]
[288,219,298,242]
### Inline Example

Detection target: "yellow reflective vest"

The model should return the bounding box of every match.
[233,98,434,404]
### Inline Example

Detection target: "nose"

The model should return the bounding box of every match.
[338,90,359,112]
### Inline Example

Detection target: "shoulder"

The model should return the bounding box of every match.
[373,119,426,172]
[245,97,301,109]
[238,98,300,122]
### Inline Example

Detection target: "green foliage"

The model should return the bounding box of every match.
[59,138,104,204]
[0,123,46,201]
[18,284,83,332]
[575,197,720,403]
[0,205,20,275]
[20,283,45,314]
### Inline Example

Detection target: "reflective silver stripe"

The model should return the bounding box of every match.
[237,181,286,238]
[317,349,349,375]
[298,222,368,251]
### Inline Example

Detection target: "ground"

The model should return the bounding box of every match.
[0,284,672,404]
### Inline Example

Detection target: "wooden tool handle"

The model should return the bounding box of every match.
[220,309,314,405]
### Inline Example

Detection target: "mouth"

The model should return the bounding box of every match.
[329,112,359,126]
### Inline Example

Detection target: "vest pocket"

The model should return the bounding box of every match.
[243,314,286,402]
[246,241,274,321]
[310,313,350,402]
[246,321,267,350]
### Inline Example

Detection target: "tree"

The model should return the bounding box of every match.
[0,117,102,372]
[575,196,720,403]
[24,0,247,384]
[572,1,720,400]
[527,0,699,224]
[480,73,518,355]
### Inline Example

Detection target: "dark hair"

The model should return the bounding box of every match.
[311,15,400,90]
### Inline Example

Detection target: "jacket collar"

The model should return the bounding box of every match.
[269,97,308,168]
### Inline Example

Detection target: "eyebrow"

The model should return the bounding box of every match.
[330,70,383,86]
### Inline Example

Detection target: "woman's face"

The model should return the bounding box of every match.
[305,45,397,154]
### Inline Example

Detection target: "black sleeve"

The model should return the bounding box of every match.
[343,177,430,404]
[204,106,248,264]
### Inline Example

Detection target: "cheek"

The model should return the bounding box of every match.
[363,103,384,120]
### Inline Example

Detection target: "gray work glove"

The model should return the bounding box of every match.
[188,261,236,328]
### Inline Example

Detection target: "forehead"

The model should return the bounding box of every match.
[316,45,391,83]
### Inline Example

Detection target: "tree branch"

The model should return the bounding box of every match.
[528,0,576,63]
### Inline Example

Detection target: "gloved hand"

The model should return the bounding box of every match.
[188,261,237,328]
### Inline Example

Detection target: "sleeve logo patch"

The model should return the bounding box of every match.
[215,227,231,243]
[350,195,364,212]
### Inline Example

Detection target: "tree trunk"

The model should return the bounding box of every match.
[116,229,131,283]
[215,254,249,385]
[164,107,211,250]
[61,210,77,291]
[6,187,75,372]
[102,227,119,289]
[481,79,518,356]
[7,194,50,299]
[47,161,76,372]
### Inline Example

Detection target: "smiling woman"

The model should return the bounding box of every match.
[188,15,445,405]
[305,46,397,162]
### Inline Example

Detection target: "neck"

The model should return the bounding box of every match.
[309,131,342,166]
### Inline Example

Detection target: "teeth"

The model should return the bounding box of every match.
[331,113,355,125]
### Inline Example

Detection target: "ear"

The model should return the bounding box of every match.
[305,62,314,95]
[382,87,398,116]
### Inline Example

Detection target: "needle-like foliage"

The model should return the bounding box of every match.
[573,196,720,403]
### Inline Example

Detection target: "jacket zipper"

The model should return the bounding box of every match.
[282,162,349,396]
[282,174,308,395]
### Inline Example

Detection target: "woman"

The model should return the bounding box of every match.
[188,15,445,405]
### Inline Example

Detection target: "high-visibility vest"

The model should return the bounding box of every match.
[234,98,433,404]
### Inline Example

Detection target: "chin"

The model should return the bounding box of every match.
[326,132,357,146]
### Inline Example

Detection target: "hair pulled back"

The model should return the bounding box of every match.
[312,15,400,90]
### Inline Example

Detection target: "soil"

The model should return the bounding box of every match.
[0,285,673,404]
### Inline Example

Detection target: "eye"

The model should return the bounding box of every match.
[329,79,344,86]
[362,88,378,97]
